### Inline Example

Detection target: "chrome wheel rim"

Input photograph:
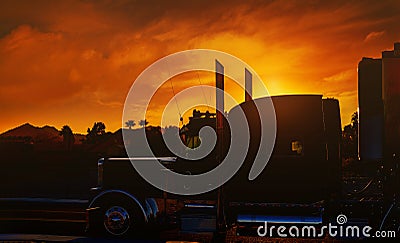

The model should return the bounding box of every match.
[104,206,130,236]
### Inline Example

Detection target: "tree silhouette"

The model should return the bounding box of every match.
[59,125,75,150]
[86,122,106,144]
[342,111,358,160]
[139,119,149,128]
[351,111,358,132]
[125,120,136,130]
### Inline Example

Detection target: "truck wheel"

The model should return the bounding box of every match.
[103,205,131,236]
[97,199,145,237]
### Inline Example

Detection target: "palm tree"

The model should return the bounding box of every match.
[139,119,149,128]
[125,120,136,130]
[60,125,75,150]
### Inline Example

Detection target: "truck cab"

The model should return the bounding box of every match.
[224,95,342,235]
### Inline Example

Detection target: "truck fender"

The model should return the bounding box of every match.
[88,189,148,223]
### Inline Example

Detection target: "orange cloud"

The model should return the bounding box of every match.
[1,0,400,133]
[364,31,386,42]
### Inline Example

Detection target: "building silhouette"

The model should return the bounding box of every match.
[358,57,383,161]
[382,43,400,159]
[382,42,400,202]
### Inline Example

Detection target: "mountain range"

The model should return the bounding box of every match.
[0,123,85,144]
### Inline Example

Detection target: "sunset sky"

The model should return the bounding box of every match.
[1,0,400,134]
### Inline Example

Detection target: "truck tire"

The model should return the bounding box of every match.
[93,197,146,237]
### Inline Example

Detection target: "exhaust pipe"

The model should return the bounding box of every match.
[245,68,252,102]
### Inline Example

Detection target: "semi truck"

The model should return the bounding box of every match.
[86,94,343,239]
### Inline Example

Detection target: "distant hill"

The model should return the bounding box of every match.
[0,123,178,149]
[0,123,84,144]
